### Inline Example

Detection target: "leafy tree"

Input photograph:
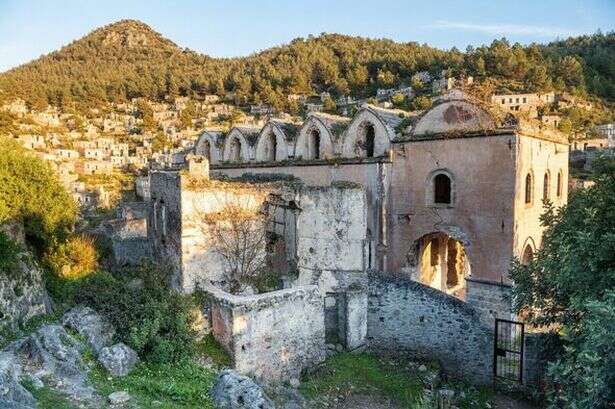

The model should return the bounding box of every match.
[0,137,76,253]
[510,156,615,408]
[323,96,337,113]
[410,95,432,111]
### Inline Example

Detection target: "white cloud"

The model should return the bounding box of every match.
[429,20,579,38]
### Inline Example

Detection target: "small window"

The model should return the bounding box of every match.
[434,174,452,204]
[525,173,533,204]
[522,244,534,265]
[364,124,375,158]
[543,172,550,201]
[556,171,563,198]
[523,97,527,103]
[309,129,321,159]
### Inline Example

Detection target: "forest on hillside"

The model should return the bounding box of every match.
[0,20,614,114]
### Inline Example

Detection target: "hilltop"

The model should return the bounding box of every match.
[1,19,615,114]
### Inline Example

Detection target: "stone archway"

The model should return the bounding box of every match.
[408,231,471,299]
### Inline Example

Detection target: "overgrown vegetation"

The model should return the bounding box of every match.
[510,156,615,408]
[88,355,218,408]
[44,234,99,279]
[0,137,76,255]
[67,262,201,363]
[0,231,21,275]
[300,353,492,409]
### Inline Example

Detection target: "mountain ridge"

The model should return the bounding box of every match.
[1,19,614,113]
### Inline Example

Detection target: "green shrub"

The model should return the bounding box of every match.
[44,234,99,279]
[0,232,21,275]
[0,137,76,255]
[73,263,199,363]
[547,292,615,408]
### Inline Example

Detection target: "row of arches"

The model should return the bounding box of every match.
[524,169,564,204]
[194,106,396,164]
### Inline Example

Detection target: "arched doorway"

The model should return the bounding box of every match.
[413,232,471,299]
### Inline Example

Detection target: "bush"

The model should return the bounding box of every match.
[44,234,99,279]
[0,137,76,254]
[0,232,21,275]
[547,292,615,408]
[73,263,199,363]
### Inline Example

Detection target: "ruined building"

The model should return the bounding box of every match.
[143,91,569,385]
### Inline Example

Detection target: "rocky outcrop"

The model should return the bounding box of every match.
[211,369,274,409]
[0,306,138,408]
[0,351,36,409]
[0,252,51,335]
[62,305,115,353]
[11,324,97,402]
[98,343,139,377]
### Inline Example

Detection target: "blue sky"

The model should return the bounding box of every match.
[0,0,613,72]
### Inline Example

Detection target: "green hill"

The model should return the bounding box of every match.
[0,19,614,113]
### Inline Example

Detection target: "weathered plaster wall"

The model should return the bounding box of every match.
[180,182,272,292]
[205,285,326,381]
[389,134,517,283]
[366,273,493,384]
[214,160,390,271]
[294,185,367,290]
[513,135,569,258]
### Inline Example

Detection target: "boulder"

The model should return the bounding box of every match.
[0,352,36,409]
[211,369,274,409]
[12,324,96,402]
[108,391,131,405]
[62,305,115,354]
[98,343,139,377]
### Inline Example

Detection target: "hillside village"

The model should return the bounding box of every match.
[2,72,614,212]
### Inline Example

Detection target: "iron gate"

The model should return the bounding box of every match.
[493,318,525,384]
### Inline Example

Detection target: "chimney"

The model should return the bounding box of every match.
[186,154,210,180]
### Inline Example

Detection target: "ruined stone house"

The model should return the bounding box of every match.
[141,91,569,384]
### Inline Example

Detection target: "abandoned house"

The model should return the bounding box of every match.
[140,91,570,385]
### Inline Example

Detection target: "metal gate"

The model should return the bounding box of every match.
[493,318,525,384]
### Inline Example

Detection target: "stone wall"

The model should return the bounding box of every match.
[466,278,513,326]
[204,285,326,382]
[366,272,493,384]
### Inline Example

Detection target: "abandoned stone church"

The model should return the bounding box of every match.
[144,91,569,385]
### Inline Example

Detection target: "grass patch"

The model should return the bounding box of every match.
[300,353,425,408]
[88,359,218,408]
[23,382,77,409]
[195,334,232,367]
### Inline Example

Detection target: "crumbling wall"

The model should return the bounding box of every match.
[367,272,493,384]
[180,180,273,292]
[294,184,367,292]
[204,285,326,381]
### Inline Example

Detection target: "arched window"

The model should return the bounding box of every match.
[543,172,550,201]
[230,138,241,162]
[309,129,321,159]
[266,133,277,161]
[434,174,452,204]
[364,124,375,157]
[525,173,533,204]
[522,244,534,265]
[556,171,563,198]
